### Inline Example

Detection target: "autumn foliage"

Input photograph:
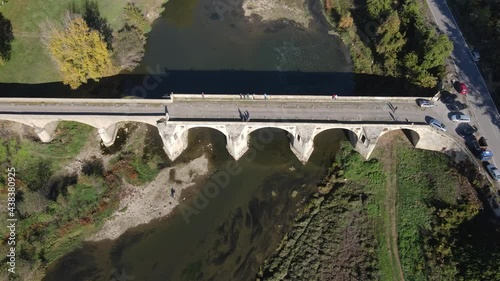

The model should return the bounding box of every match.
[48,17,112,89]
[338,14,354,30]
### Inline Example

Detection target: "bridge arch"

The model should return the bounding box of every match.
[377,127,421,148]
[310,127,359,147]
[157,122,229,161]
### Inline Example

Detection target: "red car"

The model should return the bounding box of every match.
[458,82,468,95]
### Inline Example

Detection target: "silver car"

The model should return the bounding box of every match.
[429,118,446,132]
[450,113,471,123]
[469,49,480,62]
[486,164,500,182]
[417,99,436,108]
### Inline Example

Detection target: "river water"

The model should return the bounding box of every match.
[129,0,354,96]
[44,0,353,279]
[44,128,346,280]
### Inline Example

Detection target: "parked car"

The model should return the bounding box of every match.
[450,113,471,122]
[429,118,446,132]
[457,82,468,95]
[486,164,500,182]
[469,49,480,62]
[417,99,436,108]
[460,124,477,137]
[440,93,457,104]
[447,101,468,112]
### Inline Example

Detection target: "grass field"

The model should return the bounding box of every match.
[258,131,490,280]
[0,0,164,83]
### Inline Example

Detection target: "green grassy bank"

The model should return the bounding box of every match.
[0,0,163,83]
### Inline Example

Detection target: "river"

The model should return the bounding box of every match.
[128,0,354,96]
[43,0,353,279]
[43,128,347,280]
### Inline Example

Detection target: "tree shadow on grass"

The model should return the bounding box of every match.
[0,12,14,63]
[81,0,113,49]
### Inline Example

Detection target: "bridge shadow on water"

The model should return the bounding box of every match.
[0,70,433,99]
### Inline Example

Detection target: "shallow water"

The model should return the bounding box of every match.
[43,128,346,280]
[128,0,354,96]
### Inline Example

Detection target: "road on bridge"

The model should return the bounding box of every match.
[167,100,431,122]
[426,0,500,169]
[0,99,440,124]
[0,102,165,115]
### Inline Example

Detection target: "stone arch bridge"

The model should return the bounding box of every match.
[0,114,454,163]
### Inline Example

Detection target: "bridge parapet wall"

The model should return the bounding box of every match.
[171,94,428,103]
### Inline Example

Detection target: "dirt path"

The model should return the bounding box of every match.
[383,138,405,281]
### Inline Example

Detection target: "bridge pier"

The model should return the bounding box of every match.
[226,125,250,160]
[289,125,315,163]
[351,127,383,160]
[99,124,118,147]
[34,122,59,143]
[157,122,189,161]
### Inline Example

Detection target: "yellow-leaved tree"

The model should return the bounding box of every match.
[49,17,112,89]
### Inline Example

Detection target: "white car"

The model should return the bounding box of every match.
[486,164,500,182]
[469,49,480,62]
[429,118,446,132]
[450,113,471,123]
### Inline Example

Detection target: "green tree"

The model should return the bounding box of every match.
[375,13,406,75]
[376,13,406,54]
[123,2,148,31]
[422,34,453,69]
[48,17,113,89]
[404,52,438,88]
[367,0,392,18]
[0,12,14,65]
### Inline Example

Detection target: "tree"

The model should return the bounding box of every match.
[422,34,453,69]
[376,12,406,57]
[48,17,113,89]
[338,14,354,30]
[404,52,438,88]
[374,12,406,75]
[367,0,392,19]
[123,2,148,31]
[112,24,146,71]
[0,12,14,65]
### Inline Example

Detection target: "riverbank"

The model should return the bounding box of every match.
[258,131,499,280]
[0,0,165,83]
[242,0,313,28]
[89,154,210,241]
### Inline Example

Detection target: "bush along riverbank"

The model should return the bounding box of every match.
[322,0,452,94]
[257,142,384,280]
[257,133,500,280]
[0,121,180,280]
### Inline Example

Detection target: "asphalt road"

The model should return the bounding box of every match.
[0,100,437,124]
[0,103,165,115]
[426,0,500,168]
[167,100,432,122]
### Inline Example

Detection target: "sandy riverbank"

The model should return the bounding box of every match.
[89,154,210,241]
[242,0,313,28]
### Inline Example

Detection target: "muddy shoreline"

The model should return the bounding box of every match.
[88,154,211,241]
